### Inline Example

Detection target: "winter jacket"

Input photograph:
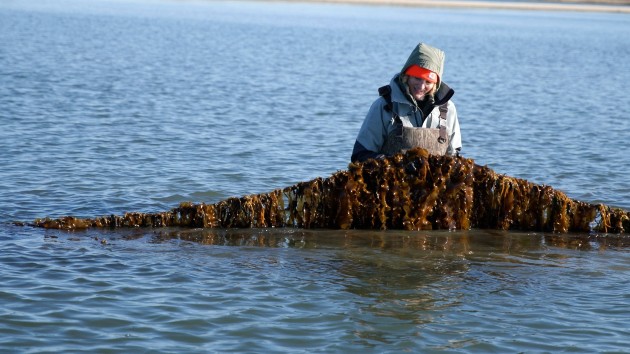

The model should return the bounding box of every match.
[351,43,462,163]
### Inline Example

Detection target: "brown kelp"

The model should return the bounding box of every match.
[33,148,629,234]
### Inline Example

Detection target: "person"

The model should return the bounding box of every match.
[351,42,462,163]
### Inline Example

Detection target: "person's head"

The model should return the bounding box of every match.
[402,66,438,101]
[399,43,445,102]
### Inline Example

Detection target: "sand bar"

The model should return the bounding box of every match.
[273,0,630,13]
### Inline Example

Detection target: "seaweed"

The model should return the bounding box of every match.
[31,148,630,234]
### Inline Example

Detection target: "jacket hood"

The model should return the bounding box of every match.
[400,43,445,89]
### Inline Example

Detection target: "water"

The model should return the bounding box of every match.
[1,0,629,352]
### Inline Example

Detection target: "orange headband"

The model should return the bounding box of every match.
[405,65,438,83]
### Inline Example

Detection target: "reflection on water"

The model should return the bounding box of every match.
[6,225,630,352]
[149,227,630,251]
[142,227,629,349]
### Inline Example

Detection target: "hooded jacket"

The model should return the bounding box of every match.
[351,43,462,163]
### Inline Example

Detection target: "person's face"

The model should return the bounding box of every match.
[407,76,435,101]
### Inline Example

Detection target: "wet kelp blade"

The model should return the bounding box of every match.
[33,148,630,234]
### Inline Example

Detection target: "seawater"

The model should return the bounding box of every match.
[1,0,629,352]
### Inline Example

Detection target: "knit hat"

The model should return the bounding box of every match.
[404,65,439,83]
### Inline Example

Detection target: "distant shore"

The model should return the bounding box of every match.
[266,0,630,13]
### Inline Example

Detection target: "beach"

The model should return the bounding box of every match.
[270,0,630,13]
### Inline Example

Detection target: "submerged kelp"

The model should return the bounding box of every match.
[32,148,630,234]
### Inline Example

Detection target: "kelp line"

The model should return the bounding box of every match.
[32,148,629,234]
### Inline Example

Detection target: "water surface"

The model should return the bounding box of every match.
[1,0,629,352]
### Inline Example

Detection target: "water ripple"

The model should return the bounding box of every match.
[2,0,630,352]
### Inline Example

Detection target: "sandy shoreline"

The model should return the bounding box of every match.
[268,0,630,13]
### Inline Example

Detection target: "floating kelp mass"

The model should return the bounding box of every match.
[33,148,629,234]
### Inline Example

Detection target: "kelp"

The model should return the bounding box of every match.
[32,148,630,234]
